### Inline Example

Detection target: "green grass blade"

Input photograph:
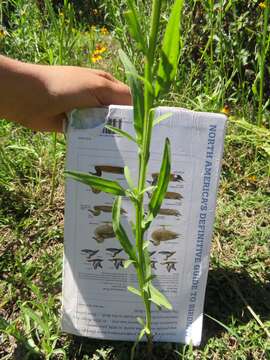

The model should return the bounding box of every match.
[21,307,50,335]
[156,0,184,96]
[65,171,126,196]
[205,314,240,340]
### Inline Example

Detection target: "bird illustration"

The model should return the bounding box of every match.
[81,249,100,259]
[106,248,123,258]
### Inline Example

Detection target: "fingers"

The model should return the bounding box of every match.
[96,71,132,105]
[91,69,117,82]
[96,77,132,106]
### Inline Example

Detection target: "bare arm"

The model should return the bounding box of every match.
[0,55,131,132]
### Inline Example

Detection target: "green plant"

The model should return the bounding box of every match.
[257,0,270,126]
[19,282,67,359]
[66,0,184,355]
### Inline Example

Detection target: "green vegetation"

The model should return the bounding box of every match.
[0,0,269,359]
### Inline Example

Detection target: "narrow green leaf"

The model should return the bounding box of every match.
[139,186,156,195]
[131,326,147,359]
[125,189,139,204]
[148,284,173,310]
[148,138,171,218]
[205,314,240,340]
[22,307,50,334]
[112,197,137,261]
[118,49,144,142]
[144,275,156,285]
[142,213,154,230]
[145,326,151,335]
[136,317,145,327]
[65,171,126,196]
[144,247,152,279]
[138,328,146,341]
[125,71,153,94]
[156,0,184,96]
[127,286,141,297]
[124,259,135,269]
[124,7,146,53]
[105,125,137,144]
[129,220,136,237]
[135,318,150,335]
[153,112,173,127]
[124,166,135,189]
[143,241,151,250]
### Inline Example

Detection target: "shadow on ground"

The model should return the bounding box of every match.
[66,266,270,359]
[202,266,270,344]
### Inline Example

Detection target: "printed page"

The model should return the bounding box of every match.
[62,105,227,345]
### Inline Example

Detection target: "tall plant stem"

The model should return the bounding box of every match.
[135,0,162,354]
[258,1,270,127]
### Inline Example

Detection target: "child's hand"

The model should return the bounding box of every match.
[0,56,131,132]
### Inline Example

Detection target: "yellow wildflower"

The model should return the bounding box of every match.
[0,27,7,39]
[90,25,96,31]
[100,26,109,35]
[91,53,102,63]
[221,105,230,115]
[95,44,107,54]
[59,11,64,17]
[259,2,267,9]
[247,175,257,183]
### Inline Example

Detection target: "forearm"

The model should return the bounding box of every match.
[0,55,50,127]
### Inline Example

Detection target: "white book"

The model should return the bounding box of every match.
[62,105,227,346]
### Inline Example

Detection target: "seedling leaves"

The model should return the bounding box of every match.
[65,171,126,196]
[156,0,184,96]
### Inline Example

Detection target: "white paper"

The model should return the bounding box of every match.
[62,105,227,345]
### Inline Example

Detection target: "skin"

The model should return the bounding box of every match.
[0,55,131,132]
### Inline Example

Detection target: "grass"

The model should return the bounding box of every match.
[0,0,270,359]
